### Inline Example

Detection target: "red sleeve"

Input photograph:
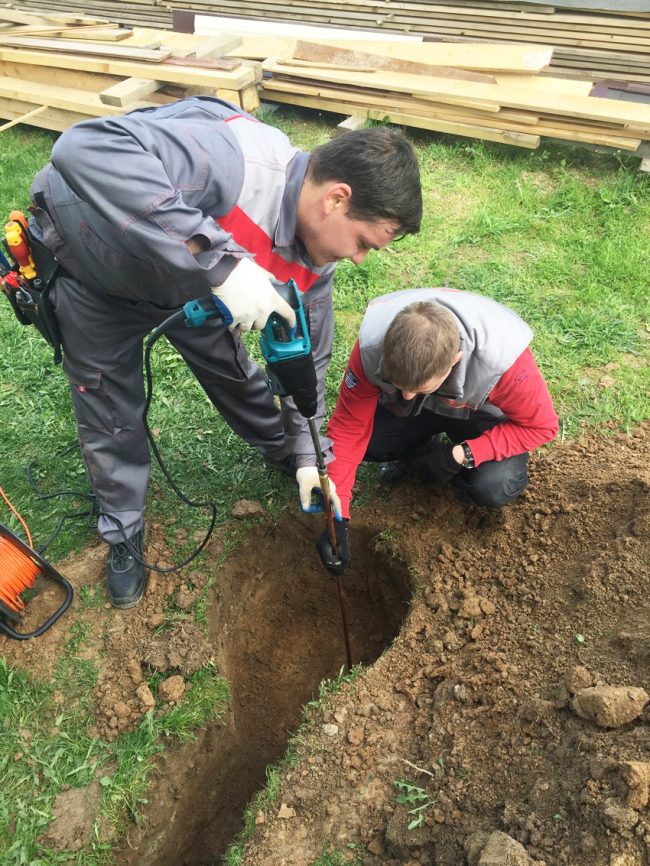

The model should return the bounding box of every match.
[326,341,381,518]
[467,347,559,466]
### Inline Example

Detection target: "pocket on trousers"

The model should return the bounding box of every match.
[64,359,116,436]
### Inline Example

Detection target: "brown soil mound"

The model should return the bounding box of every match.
[2,428,649,866]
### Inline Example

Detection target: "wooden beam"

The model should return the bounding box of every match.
[99,77,162,107]
[0,46,257,89]
[262,60,650,125]
[0,103,48,130]
[291,41,497,83]
[0,35,173,62]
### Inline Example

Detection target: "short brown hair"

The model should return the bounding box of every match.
[381,301,460,389]
[307,127,422,237]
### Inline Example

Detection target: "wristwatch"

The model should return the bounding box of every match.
[459,441,475,469]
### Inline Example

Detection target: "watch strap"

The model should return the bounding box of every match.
[460,441,475,469]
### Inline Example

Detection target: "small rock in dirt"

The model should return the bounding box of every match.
[347,726,364,746]
[548,682,571,710]
[619,761,650,809]
[277,803,296,819]
[465,835,490,866]
[367,834,385,856]
[146,648,169,672]
[112,701,130,719]
[322,723,339,737]
[571,685,649,727]
[126,659,142,684]
[254,810,265,825]
[564,665,593,694]
[458,594,483,619]
[174,588,195,611]
[158,675,185,703]
[167,651,182,669]
[601,798,639,833]
[476,831,534,865]
[136,683,155,709]
[147,613,165,630]
[232,499,265,519]
[521,696,555,723]
[479,598,496,616]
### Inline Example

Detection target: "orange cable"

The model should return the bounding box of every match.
[0,486,39,613]
[0,485,33,548]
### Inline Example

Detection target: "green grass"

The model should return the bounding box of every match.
[0,108,649,864]
[0,654,229,866]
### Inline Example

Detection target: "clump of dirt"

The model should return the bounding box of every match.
[3,427,649,866]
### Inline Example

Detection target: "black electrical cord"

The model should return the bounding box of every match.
[26,444,98,556]
[26,310,218,574]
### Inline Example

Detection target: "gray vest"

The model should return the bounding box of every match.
[358,288,533,421]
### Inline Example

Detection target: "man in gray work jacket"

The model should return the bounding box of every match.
[28,96,422,608]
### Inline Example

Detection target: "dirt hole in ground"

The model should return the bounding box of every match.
[118,517,413,866]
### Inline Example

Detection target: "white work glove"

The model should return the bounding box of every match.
[296,466,342,518]
[211,257,296,332]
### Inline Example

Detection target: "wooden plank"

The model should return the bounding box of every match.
[0,47,257,88]
[263,85,642,150]
[0,103,48,130]
[0,95,87,131]
[262,75,539,122]
[39,28,134,41]
[262,60,650,125]
[99,76,161,106]
[495,73,594,95]
[0,58,122,92]
[195,13,422,41]
[291,41,497,82]
[288,39,553,72]
[262,74,503,113]
[0,74,159,115]
[264,90,541,148]
[0,35,174,62]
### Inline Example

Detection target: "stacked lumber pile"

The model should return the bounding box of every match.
[189,3,650,84]
[11,1,650,83]
[257,38,650,153]
[0,9,262,133]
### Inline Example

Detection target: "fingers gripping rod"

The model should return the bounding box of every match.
[307,417,337,553]
[307,417,352,673]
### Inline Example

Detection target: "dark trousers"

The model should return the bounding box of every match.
[364,405,529,508]
[50,275,287,543]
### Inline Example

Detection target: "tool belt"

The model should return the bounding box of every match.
[3,228,63,365]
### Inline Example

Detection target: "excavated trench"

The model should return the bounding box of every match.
[118,516,412,866]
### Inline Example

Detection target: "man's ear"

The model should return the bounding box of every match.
[323,182,352,214]
[452,350,463,366]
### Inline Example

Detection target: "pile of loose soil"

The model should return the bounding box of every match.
[2,427,648,866]
[236,427,649,866]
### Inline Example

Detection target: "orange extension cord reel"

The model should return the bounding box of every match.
[0,523,73,640]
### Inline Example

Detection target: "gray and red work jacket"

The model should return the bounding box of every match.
[328,288,559,517]
[29,96,335,465]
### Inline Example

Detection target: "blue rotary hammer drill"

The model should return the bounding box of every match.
[183,278,318,419]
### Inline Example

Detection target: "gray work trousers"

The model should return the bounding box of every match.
[50,275,287,544]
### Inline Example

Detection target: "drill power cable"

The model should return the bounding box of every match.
[133,309,217,573]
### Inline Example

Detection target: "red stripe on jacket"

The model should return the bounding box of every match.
[216,206,321,292]
[327,342,558,518]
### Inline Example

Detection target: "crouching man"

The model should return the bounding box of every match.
[316,287,559,576]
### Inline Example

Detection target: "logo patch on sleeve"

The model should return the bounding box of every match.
[344,368,358,389]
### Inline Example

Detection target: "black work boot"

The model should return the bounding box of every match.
[265,453,297,477]
[377,460,410,485]
[106,527,147,609]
